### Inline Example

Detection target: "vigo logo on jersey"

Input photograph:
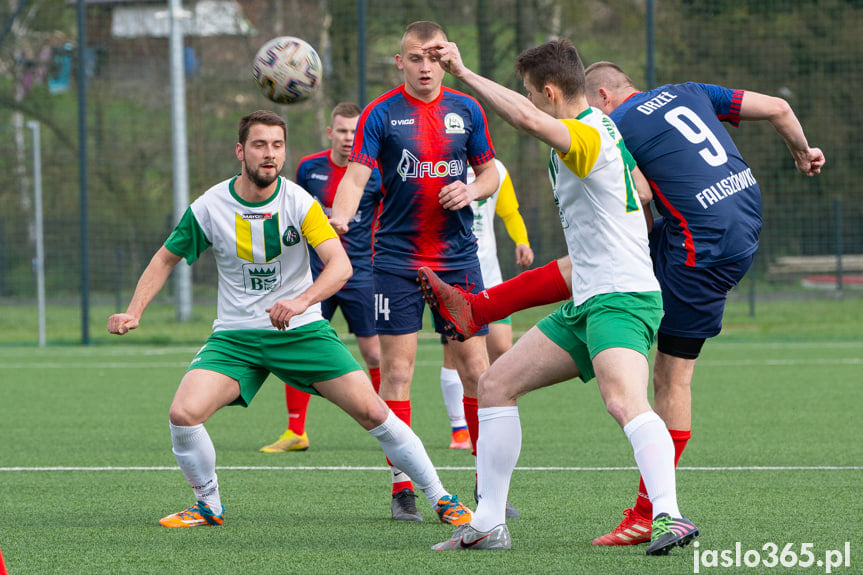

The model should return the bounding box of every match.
[397,149,464,182]
[243,262,281,294]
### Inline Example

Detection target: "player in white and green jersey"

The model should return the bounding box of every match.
[548,107,659,306]
[108,110,472,529]
[470,159,534,302]
[423,38,699,555]
[167,169,330,333]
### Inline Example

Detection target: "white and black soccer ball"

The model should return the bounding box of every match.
[252,36,322,105]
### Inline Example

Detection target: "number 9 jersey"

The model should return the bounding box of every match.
[609,82,761,268]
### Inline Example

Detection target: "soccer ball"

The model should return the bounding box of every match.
[252,36,322,105]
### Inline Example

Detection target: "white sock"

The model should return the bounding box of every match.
[170,422,222,515]
[390,465,412,487]
[472,406,521,532]
[440,367,467,429]
[369,411,447,505]
[623,411,680,519]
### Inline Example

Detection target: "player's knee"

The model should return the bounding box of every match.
[454,356,488,390]
[603,396,648,428]
[358,343,381,366]
[477,369,512,406]
[168,402,206,427]
[385,360,413,383]
[603,399,627,426]
[459,367,486,389]
[363,352,381,368]
[380,377,411,397]
[354,394,390,430]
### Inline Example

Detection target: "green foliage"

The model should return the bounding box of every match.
[658,0,863,259]
[0,0,859,301]
[13,0,74,33]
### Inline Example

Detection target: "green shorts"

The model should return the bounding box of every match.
[187,320,362,407]
[536,291,662,383]
[492,316,512,326]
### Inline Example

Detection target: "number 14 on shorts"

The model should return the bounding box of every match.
[375,293,391,321]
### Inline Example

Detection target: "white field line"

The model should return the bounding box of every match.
[0,465,860,472]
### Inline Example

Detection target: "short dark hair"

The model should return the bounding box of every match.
[584,61,636,95]
[331,102,362,122]
[515,38,585,100]
[238,110,287,145]
[401,21,446,52]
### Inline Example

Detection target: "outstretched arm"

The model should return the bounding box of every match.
[107,246,182,335]
[424,40,572,154]
[739,91,825,176]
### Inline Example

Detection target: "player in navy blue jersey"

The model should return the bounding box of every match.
[418,61,825,545]
[330,21,501,522]
[583,62,824,546]
[259,103,384,454]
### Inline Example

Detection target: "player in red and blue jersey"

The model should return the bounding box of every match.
[344,68,495,275]
[331,21,501,522]
[259,103,384,455]
[605,81,761,269]
[583,63,824,546]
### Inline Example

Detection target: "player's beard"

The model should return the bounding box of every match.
[246,159,282,189]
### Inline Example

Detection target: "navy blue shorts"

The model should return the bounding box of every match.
[652,222,754,339]
[321,282,376,338]
[373,266,489,336]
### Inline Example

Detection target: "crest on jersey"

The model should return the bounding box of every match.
[282,226,301,246]
[444,113,465,134]
[243,262,281,294]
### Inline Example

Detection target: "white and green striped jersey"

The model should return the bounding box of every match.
[467,159,505,287]
[165,175,337,332]
[467,159,530,289]
[550,108,659,306]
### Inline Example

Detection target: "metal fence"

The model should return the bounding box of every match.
[1,0,861,337]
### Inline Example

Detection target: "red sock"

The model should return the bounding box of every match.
[285,384,311,435]
[669,429,692,467]
[369,367,381,394]
[633,428,691,518]
[471,259,570,325]
[0,544,6,575]
[386,400,413,494]
[386,400,412,427]
[462,395,479,456]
